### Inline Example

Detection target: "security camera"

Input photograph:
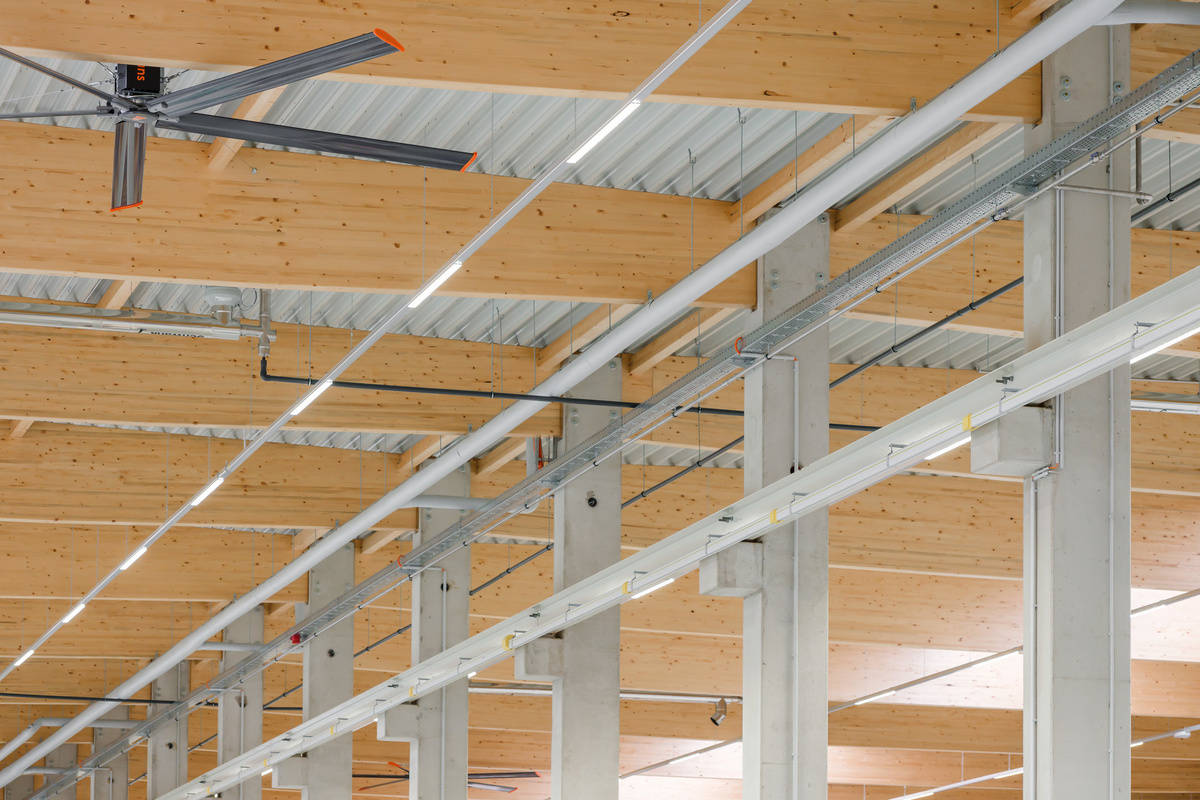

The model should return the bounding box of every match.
[710,698,727,726]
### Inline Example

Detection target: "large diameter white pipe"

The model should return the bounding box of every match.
[1099,0,1200,24]
[0,0,1123,789]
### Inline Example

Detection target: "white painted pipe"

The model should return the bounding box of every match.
[0,717,140,765]
[0,0,1124,789]
[1099,0,1200,24]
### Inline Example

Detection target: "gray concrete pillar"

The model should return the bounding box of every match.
[44,744,76,800]
[3,774,34,800]
[218,606,264,800]
[1020,17,1131,800]
[519,360,623,800]
[703,213,829,800]
[148,662,189,797]
[91,708,129,800]
[377,465,471,800]
[275,544,355,800]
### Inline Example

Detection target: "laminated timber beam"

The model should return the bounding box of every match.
[10,423,1200,589]
[0,123,750,307]
[0,0,1043,120]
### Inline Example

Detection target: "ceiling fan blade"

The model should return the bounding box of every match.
[467,780,518,793]
[146,29,402,117]
[0,47,131,110]
[158,113,477,171]
[0,109,110,120]
[466,771,541,780]
[111,120,147,211]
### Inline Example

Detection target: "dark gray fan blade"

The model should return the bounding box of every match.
[467,781,517,793]
[0,47,132,110]
[111,120,147,211]
[158,113,477,171]
[146,30,402,117]
[0,109,110,120]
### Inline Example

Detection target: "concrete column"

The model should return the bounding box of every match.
[377,465,471,800]
[1021,17,1131,800]
[516,359,623,799]
[44,745,76,800]
[703,213,829,800]
[218,606,264,800]
[3,775,34,800]
[91,708,129,800]
[275,544,355,800]
[148,663,189,797]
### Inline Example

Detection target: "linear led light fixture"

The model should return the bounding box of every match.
[118,546,148,572]
[924,435,970,460]
[1130,322,1200,363]
[13,650,33,668]
[190,476,226,507]
[290,380,332,416]
[629,577,675,599]
[61,603,86,625]
[408,262,464,308]
[566,101,642,164]
[852,689,897,706]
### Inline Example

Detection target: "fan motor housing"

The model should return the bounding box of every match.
[116,64,164,97]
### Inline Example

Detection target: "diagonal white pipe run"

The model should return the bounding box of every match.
[0,0,1124,790]
[1099,0,1200,24]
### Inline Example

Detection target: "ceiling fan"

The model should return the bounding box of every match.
[0,30,477,211]
[354,760,541,794]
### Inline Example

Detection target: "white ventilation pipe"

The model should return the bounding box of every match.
[0,718,138,765]
[1099,0,1200,24]
[0,0,1125,789]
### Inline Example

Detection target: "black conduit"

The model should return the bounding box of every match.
[260,358,741,418]
[1131,174,1200,224]
[829,276,1025,390]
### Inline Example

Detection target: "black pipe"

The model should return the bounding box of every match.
[1132,174,1200,224]
[470,544,555,596]
[261,358,742,418]
[0,689,299,711]
[829,276,1025,390]
[622,436,746,509]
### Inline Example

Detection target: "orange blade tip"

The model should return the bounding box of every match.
[373,28,404,51]
[110,201,143,212]
[459,152,479,172]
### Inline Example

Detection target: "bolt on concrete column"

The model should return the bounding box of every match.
[91,708,129,800]
[44,744,75,800]
[703,213,830,800]
[148,663,189,797]
[377,465,472,800]
[274,544,355,800]
[1021,16,1131,800]
[218,606,265,800]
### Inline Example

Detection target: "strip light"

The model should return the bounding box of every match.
[61,603,86,625]
[925,435,970,461]
[13,650,33,668]
[290,380,333,416]
[190,476,225,507]
[852,689,897,706]
[631,577,674,600]
[118,546,148,572]
[408,262,464,308]
[566,101,642,164]
[1130,323,1200,363]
